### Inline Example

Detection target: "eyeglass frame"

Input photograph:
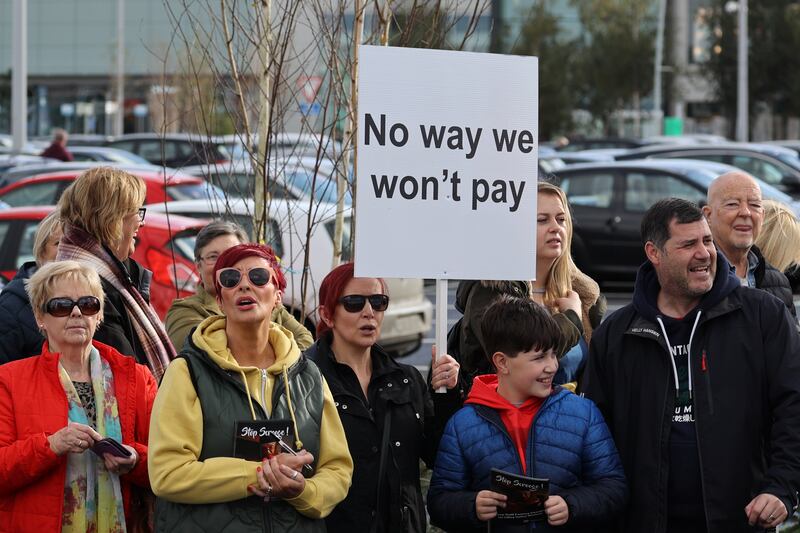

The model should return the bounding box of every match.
[216,266,274,290]
[137,207,147,223]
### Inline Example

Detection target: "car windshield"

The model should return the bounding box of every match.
[167,182,226,201]
[685,167,794,203]
[282,167,351,205]
[775,151,800,171]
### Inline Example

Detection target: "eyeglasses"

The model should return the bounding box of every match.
[46,296,102,317]
[137,207,146,223]
[339,294,390,313]
[197,252,220,266]
[217,267,273,289]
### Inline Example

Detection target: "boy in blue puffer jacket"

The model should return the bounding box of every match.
[428,295,627,532]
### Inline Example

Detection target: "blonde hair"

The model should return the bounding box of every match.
[32,211,62,266]
[58,166,146,246]
[26,260,104,324]
[537,182,575,309]
[755,200,800,272]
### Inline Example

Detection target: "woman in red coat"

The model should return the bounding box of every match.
[0,260,157,533]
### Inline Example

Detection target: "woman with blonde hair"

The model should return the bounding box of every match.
[457,181,605,387]
[755,199,800,293]
[57,167,175,379]
[0,260,157,532]
[0,210,63,363]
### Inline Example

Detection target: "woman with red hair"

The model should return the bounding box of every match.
[148,244,353,532]
[306,262,461,533]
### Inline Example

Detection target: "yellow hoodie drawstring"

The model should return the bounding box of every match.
[238,368,258,420]
[282,364,304,450]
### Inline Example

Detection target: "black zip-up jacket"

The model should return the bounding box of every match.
[306,334,460,533]
[0,262,43,364]
[750,245,797,319]
[582,255,800,533]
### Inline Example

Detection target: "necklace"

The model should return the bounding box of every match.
[531,287,546,294]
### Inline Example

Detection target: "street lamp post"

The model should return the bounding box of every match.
[736,0,748,141]
[115,0,125,137]
[653,0,667,136]
[11,0,28,152]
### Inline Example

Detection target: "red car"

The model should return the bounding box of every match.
[0,206,205,319]
[0,169,224,208]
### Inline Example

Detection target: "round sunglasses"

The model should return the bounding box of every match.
[338,294,390,313]
[217,267,273,289]
[46,296,102,317]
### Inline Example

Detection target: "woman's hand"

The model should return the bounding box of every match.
[102,445,138,475]
[554,290,582,319]
[47,422,102,456]
[250,450,314,501]
[430,345,460,390]
[545,495,569,526]
[475,490,507,521]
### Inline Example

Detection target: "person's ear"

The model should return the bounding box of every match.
[701,204,712,219]
[645,241,661,266]
[318,305,334,328]
[492,351,510,375]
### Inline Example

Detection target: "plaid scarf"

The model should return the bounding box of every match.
[58,223,175,380]
[59,345,127,533]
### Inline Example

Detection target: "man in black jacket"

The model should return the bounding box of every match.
[703,170,796,319]
[583,198,800,533]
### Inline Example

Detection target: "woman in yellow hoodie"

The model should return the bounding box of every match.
[148,243,353,532]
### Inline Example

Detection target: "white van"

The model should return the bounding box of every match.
[148,197,432,357]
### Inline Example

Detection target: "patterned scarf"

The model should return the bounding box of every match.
[59,346,127,533]
[58,223,175,380]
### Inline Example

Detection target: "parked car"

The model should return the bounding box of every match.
[68,146,151,165]
[106,133,231,168]
[0,206,206,319]
[550,159,800,285]
[182,160,352,204]
[556,137,647,152]
[615,142,800,196]
[0,169,225,208]
[148,198,433,357]
[0,161,162,188]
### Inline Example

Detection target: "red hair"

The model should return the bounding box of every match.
[317,262,387,336]
[213,243,286,295]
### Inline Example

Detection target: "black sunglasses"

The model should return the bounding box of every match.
[339,294,390,313]
[217,267,273,289]
[46,296,102,317]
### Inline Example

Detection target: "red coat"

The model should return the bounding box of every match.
[0,341,157,532]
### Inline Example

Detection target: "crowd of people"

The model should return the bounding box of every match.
[1,165,800,533]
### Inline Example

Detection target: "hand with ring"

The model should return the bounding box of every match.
[47,421,102,456]
[745,492,788,528]
[430,345,460,390]
[257,450,313,500]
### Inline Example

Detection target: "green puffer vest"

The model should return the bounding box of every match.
[154,344,326,533]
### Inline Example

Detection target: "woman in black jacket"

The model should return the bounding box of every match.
[56,167,175,379]
[306,262,461,533]
[0,210,62,364]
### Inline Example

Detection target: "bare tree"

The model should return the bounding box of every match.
[158,0,488,325]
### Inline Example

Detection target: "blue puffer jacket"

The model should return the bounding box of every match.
[0,262,44,365]
[428,384,627,532]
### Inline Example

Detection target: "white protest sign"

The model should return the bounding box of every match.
[355,45,538,280]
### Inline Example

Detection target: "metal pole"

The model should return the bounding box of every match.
[11,0,28,152]
[653,0,667,135]
[736,0,748,141]
[115,0,125,136]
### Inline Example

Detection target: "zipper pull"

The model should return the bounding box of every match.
[701,350,708,372]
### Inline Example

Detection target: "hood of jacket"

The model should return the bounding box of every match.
[465,374,545,413]
[633,251,740,323]
[191,314,300,377]
[5,261,37,302]
[455,280,530,314]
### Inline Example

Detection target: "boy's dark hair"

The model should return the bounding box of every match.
[640,197,704,250]
[480,295,562,363]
